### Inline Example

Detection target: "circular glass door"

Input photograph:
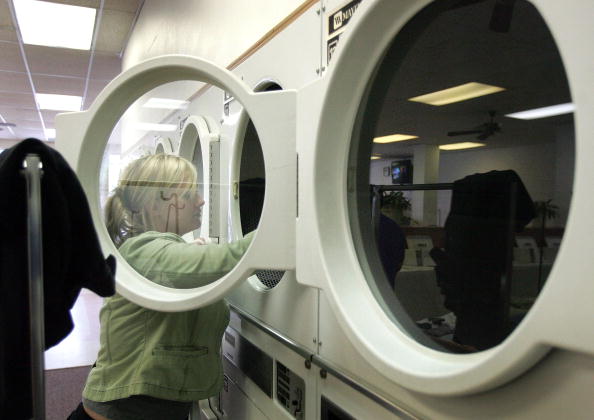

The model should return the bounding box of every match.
[310,0,591,394]
[350,0,573,353]
[60,55,295,311]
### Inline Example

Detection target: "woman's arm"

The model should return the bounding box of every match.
[121,231,255,288]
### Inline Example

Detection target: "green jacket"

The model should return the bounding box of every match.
[83,231,253,402]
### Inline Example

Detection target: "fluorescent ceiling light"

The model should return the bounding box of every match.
[439,142,486,151]
[409,82,505,106]
[13,0,96,50]
[370,156,381,160]
[36,93,82,111]
[44,128,56,139]
[143,98,190,110]
[136,123,177,132]
[505,102,575,120]
[373,134,418,143]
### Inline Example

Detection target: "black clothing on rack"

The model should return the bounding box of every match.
[0,138,116,419]
[430,170,534,350]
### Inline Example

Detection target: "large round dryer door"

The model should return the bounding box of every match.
[55,55,296,311]
[229,81,287,291]
[302,0,594,395]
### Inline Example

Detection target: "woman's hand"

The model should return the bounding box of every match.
[190,237,209,245]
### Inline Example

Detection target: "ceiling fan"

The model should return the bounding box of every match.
[447,110,501,141]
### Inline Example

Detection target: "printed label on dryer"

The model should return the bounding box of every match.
[328,0,362,37]
[326,0,363,65]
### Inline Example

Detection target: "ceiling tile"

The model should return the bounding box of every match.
[89,52,121,80]
[0,139,22,147]
[46,1,100,9]
[11,118,42,130]
[25,45,90,78]
[0,1,14,26]
[41,110,63,127]
[0,107,39,121]
[0,28,19,43]
[0,0,18,43]
[0,71,31,93]
[13,127,46,141]
[95,9,135,54]
[104,0,144,14]
[0,41,27,72]
[1,92,37,109]
[32,74,85,96]
[83,80,108,109]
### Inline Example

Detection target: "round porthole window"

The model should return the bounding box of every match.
[309,0,591,394]
[58,55,295,311]
[349,0,573,353]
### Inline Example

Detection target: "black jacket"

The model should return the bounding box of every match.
[430,170,535,350]
[0,138,116,419]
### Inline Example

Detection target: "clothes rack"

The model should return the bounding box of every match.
[22,154,45,420]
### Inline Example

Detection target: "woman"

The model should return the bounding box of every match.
[70,154,253,420]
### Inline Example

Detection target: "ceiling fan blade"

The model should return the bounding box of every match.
[0,122,16,127]
[447,130,484,137]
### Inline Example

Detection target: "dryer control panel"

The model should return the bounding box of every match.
[276,361,305,419]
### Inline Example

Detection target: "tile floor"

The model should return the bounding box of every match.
[45,289,103,370]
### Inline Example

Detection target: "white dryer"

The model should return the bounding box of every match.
[223,2,322,353]
[296,0,594,418]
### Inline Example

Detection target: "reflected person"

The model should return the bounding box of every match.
[69,154,254,420]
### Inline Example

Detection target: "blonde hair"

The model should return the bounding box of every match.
[105,153,198,247]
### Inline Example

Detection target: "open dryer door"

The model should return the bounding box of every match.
[298,0,594,398]
[55,55,296,312]
[178,115,220,242]
[154,137,175,155]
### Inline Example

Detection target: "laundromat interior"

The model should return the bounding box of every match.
[1,0,593,419]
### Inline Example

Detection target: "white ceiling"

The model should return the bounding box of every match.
[370,0,573,159]
[0,0,574,158]
[0,0,144,147]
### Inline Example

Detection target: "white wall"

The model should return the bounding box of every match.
[370,132,574,227]
[123,0,306,70]
[369,158,393,185]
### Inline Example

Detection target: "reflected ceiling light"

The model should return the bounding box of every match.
[136,123,177,132]
[36,93,82,111]
[14,0,96,50]
[373,134,419,143]
[439,142,486,151]
[408,82,505,106]
[143,98,190,110]
[505,102,575,120]
[44,128,56,139]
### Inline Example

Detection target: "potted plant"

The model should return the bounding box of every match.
[381,191,412,225]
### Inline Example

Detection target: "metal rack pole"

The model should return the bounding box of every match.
[23,154,45,420]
